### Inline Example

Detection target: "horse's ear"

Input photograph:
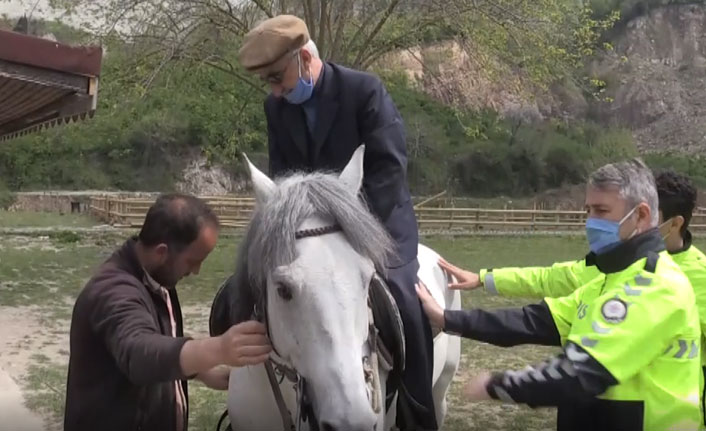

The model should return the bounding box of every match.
[339,144,365,195]
[243,153,275,204]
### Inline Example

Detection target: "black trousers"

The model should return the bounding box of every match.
[385,258,437,430]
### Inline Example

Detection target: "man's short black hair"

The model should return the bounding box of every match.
[138,193,219,253]
[656,170,697,237]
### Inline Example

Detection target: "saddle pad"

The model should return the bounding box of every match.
[369,273,406,374]
[209,272,257,337]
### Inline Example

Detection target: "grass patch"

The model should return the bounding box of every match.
[24,359,66,430]
[11,233,706,430]
[0,211,98,228]
[22,359,229,431]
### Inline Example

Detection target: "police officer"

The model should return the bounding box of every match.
[417,159,702,431]
[438,169,706,423]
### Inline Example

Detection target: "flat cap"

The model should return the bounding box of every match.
[239,15,310,73]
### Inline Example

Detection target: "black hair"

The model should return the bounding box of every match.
[656,170,697,237]
[138,193,219,253]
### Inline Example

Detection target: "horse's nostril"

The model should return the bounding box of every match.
[321,423,336,431]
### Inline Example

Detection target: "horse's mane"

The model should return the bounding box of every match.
[227,171,395,318]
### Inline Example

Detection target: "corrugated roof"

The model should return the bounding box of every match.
[0,29,102,141]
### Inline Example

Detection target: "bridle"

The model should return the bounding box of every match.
[251,224,388,431]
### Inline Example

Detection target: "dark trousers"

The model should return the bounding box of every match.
[385,258,437,430]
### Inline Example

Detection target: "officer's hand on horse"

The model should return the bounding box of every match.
[415,281,445,329]
[218,320,272,367]
[438,258,481,290]
[465,372,492,402]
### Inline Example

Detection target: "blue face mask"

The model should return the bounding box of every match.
[284,53,314,105]
[586,206,638,254]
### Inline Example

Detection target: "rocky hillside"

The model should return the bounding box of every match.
[378,3,706,155]
[593,4,706,153]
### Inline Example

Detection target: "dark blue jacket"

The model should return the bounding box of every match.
[264,62,418,267]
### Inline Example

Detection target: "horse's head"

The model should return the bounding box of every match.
[243,146,394,431]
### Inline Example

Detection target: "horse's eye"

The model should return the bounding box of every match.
[276,283,293,301]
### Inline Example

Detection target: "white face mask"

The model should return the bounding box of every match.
[658,218,673,240]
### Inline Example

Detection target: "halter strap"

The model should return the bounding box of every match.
[294,224,342,239]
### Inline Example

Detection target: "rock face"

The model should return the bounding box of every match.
[377,41,557,122]
[377,4,706,154]
[593,4,706,153]
[175,156,247,196]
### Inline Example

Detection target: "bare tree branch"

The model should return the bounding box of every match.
[200,55,268,95]
[317,0,328,56]
[352,0,400,67]
[249,0,273,18]
[329,0,352,60]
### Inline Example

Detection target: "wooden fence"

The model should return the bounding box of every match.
[89,195,706,233]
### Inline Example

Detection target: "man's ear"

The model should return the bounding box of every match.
[154,243,169,263]
[634,202,652,231]
[300,48,312,63]
[674,215,686,232]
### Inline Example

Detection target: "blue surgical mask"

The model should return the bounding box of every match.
[284,53,313,105]
[586,206,638,254]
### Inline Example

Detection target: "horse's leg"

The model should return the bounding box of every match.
[227,365,303,431]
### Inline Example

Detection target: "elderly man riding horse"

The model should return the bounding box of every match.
[236,14,437,431]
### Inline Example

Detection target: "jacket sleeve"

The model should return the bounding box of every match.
[87,281,191,385]
[680,247,706,355]
[357,75,408,222]
[443,300,562,347]
[485,341,618,407]
[480,259,597,299]
[265,99,287,178]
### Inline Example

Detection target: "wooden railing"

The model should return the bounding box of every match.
[89,196,706,233]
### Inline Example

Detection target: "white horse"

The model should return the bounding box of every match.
[223,146,461,431]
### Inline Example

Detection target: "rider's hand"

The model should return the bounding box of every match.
[415,281,445,329]
[438,257,482,290]
[218,320,271,367]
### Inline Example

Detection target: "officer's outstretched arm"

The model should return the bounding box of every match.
[484,277,688,408]
[443,300,562,347]
[484,341,618,407]
[443,284,583,347]
[481,259,598,299]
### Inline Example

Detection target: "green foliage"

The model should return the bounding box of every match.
[450,120,636,197]
[643,153,706,188]
[381,71,639,197]
[50,231,82,244]
[589,0,705,20]
[0,179,15,209]
[0,38,268,191]
[1,58,640,197]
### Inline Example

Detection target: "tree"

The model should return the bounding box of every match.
[46,0,616,93]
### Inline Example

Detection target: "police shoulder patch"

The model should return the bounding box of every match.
[601,298,627,324]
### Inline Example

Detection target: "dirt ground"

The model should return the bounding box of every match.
[0,306,62,431]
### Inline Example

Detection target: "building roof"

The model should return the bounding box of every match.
[0,28,103,141]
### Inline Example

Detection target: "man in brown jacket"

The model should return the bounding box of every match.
[64,193,271,431]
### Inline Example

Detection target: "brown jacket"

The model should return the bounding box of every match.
[64,237,192,431]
